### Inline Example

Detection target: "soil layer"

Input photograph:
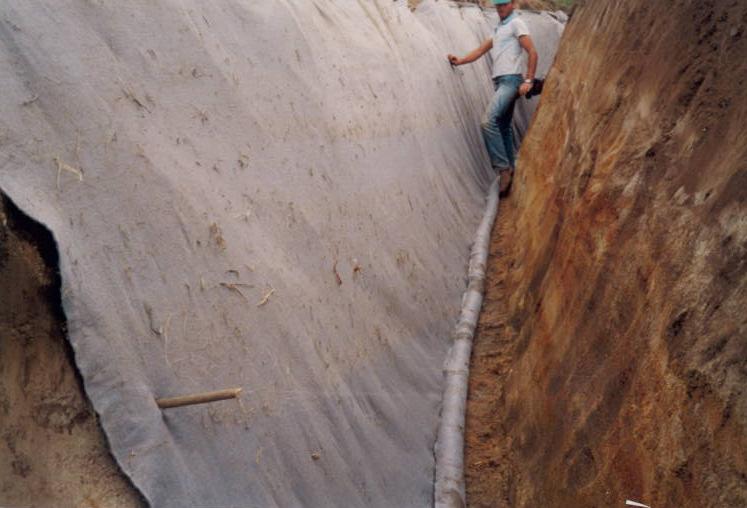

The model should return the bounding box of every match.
[0,196,143,508]
[465,0,747,506]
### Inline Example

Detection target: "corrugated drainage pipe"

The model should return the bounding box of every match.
[434,178,500,508]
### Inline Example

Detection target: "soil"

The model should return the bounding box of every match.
[0,196,144,508]
[465,197,523,507]
[464,0,747,506]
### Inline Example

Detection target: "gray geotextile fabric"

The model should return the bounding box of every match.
[0,2,562,506]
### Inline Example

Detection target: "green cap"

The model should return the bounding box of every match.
[491,0,511,4]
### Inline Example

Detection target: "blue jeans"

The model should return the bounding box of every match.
[481,74,522,171]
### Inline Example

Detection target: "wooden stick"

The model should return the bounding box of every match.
[156,387,242,409]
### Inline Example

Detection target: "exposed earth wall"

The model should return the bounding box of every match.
[479,0,747,506]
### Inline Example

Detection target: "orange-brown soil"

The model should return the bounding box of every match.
[465,197,523,507]
[465,0,747,506]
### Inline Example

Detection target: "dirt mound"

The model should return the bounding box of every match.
[0,195,143,508]
[466,0,747,506]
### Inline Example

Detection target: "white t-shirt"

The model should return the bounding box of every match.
[490,13,530,78]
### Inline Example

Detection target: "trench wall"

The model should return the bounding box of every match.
[499,0,747,505]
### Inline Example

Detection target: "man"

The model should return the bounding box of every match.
[447,0,538,196]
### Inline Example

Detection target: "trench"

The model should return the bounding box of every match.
[1,0,745,506]
[0,193,144,507]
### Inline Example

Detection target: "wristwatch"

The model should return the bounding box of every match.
[523,78,533,84]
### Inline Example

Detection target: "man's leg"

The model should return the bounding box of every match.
[481,75,521,192]
[480,76,521,192]
[497,99,517,170]
[496,94,518,192]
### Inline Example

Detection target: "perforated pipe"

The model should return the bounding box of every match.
[434,178,500,508]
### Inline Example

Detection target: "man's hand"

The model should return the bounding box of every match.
[518,82,533,96]
[447,39,492,67]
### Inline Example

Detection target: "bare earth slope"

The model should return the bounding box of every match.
[0,196,143,507]
[467,0,746,506]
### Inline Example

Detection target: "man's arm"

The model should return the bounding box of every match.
[447,38,493,66]
[517,35,538,96]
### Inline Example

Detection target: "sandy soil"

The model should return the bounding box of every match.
[465,0,747,506]
[0,196,143,508]
[465,197,523,507]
